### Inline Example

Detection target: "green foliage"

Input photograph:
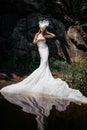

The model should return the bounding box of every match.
[49,57,87,96]
[49,57,68,73]
[4,52,39,73]
[81,22,87,28]
[71,0,87,21]
[70,60,87,96]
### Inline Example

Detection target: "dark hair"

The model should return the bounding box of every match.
[40,29,46,35]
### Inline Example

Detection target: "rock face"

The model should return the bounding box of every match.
[12,13,72,63]
[67,22,87,63]
[0,0,87,63]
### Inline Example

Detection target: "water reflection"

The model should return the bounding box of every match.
[1,93,87,130]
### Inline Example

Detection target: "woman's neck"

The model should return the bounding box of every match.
[41,32,44,35]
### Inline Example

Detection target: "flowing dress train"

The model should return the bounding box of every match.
[0,34,87,130]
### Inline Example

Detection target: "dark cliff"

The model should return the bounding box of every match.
[0,0,87,63]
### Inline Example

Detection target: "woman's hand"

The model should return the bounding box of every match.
[45,29,56,38]
[33,32,45,44]
[33,38,45,44]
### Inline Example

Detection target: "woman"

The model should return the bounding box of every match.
[0,20,87,130]
[33,28,56,44]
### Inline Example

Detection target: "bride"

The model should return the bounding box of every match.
[0,20,87,130]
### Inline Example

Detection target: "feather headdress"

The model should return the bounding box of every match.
[39,20,49,29]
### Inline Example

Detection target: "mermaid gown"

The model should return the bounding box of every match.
[0,34,87,130]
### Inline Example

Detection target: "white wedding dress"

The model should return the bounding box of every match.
[0,34,87,130]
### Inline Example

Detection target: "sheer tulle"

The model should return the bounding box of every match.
[0,34,87,130]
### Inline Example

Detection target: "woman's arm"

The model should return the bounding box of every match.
[33,33,39,44]
[33,29,41,44]
[33,31,45,44]
[44,30,56,38]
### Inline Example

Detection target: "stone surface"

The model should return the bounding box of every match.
[0,0,87,63]
[11,13,67,61]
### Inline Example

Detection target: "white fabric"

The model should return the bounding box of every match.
[0,33,87,130]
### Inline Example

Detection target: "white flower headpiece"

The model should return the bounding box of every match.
[39,20,49,29]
